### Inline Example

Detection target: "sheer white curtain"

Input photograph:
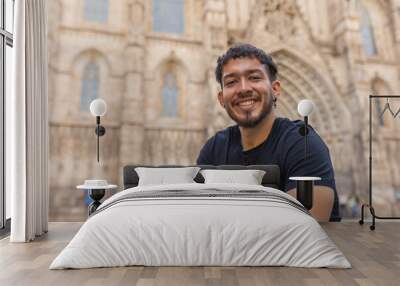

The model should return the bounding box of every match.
[8,0,49,242]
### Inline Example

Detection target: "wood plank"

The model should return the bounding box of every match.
[0,222,399,286]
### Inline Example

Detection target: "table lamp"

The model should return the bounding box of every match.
[297,99,315,160]
[290,99,320,210]
[89,99,107,162]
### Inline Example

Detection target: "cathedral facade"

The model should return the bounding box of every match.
[47,0,400,220]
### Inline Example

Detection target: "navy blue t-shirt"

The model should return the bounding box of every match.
[196,117,340,221]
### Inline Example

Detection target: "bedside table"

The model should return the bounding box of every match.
[77,180,117,216]
[289,176,321,210]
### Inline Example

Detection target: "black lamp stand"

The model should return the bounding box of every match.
[359,95,400,230]
[293,115,314,210]
[95,116,106,162]
[296,180,314,210]
[88,189,106,216]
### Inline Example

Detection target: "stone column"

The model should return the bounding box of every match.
[203,0,231,137]
[331,0,369,199]
[118,0,146,186]
[391,0,400,91]
[390,0,400,41]
[389,0,400,210]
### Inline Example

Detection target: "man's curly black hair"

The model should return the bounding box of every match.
[215,43,278,89]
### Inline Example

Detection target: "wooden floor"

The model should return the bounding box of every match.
[0,221,399,286]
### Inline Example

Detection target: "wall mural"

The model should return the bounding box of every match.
[47,0,400,220]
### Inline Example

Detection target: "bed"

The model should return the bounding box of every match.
[50,165,350,269]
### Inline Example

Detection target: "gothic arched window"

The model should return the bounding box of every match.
[360,5,377,56]
[81,62,100,112]
[84,0,109,23]
[153,0,184,34]
[162,72,179,117]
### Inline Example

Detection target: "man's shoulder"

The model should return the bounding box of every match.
[275,118,304,141]
[277,118,305,133]
[275,118,328,150]
[277,118,321,137]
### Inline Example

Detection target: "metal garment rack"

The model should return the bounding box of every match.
[359,95,400,230]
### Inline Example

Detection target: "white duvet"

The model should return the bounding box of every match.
[50,183,351,269]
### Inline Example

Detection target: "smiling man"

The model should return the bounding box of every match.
[196,43,339,222]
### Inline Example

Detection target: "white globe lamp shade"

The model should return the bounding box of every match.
[297,99,315,117]
[90,99,107,117]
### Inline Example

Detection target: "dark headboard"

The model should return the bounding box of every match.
[123,165,281,190]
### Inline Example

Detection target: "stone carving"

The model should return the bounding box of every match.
[264,0,298,39]
[145,129,206,165]
[128,0,144,26]
[273,50,345,134]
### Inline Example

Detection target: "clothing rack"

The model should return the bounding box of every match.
[359,95,400,230]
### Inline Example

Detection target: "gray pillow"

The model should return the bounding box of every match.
[200,169,266,185]
[135,167,201,186]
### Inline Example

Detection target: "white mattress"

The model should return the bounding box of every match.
[50,183,351,269]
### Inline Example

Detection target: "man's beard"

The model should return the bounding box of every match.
[226,90,274,128]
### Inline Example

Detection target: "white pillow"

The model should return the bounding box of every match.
[135,167,200,186]
[200,169,266,185]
